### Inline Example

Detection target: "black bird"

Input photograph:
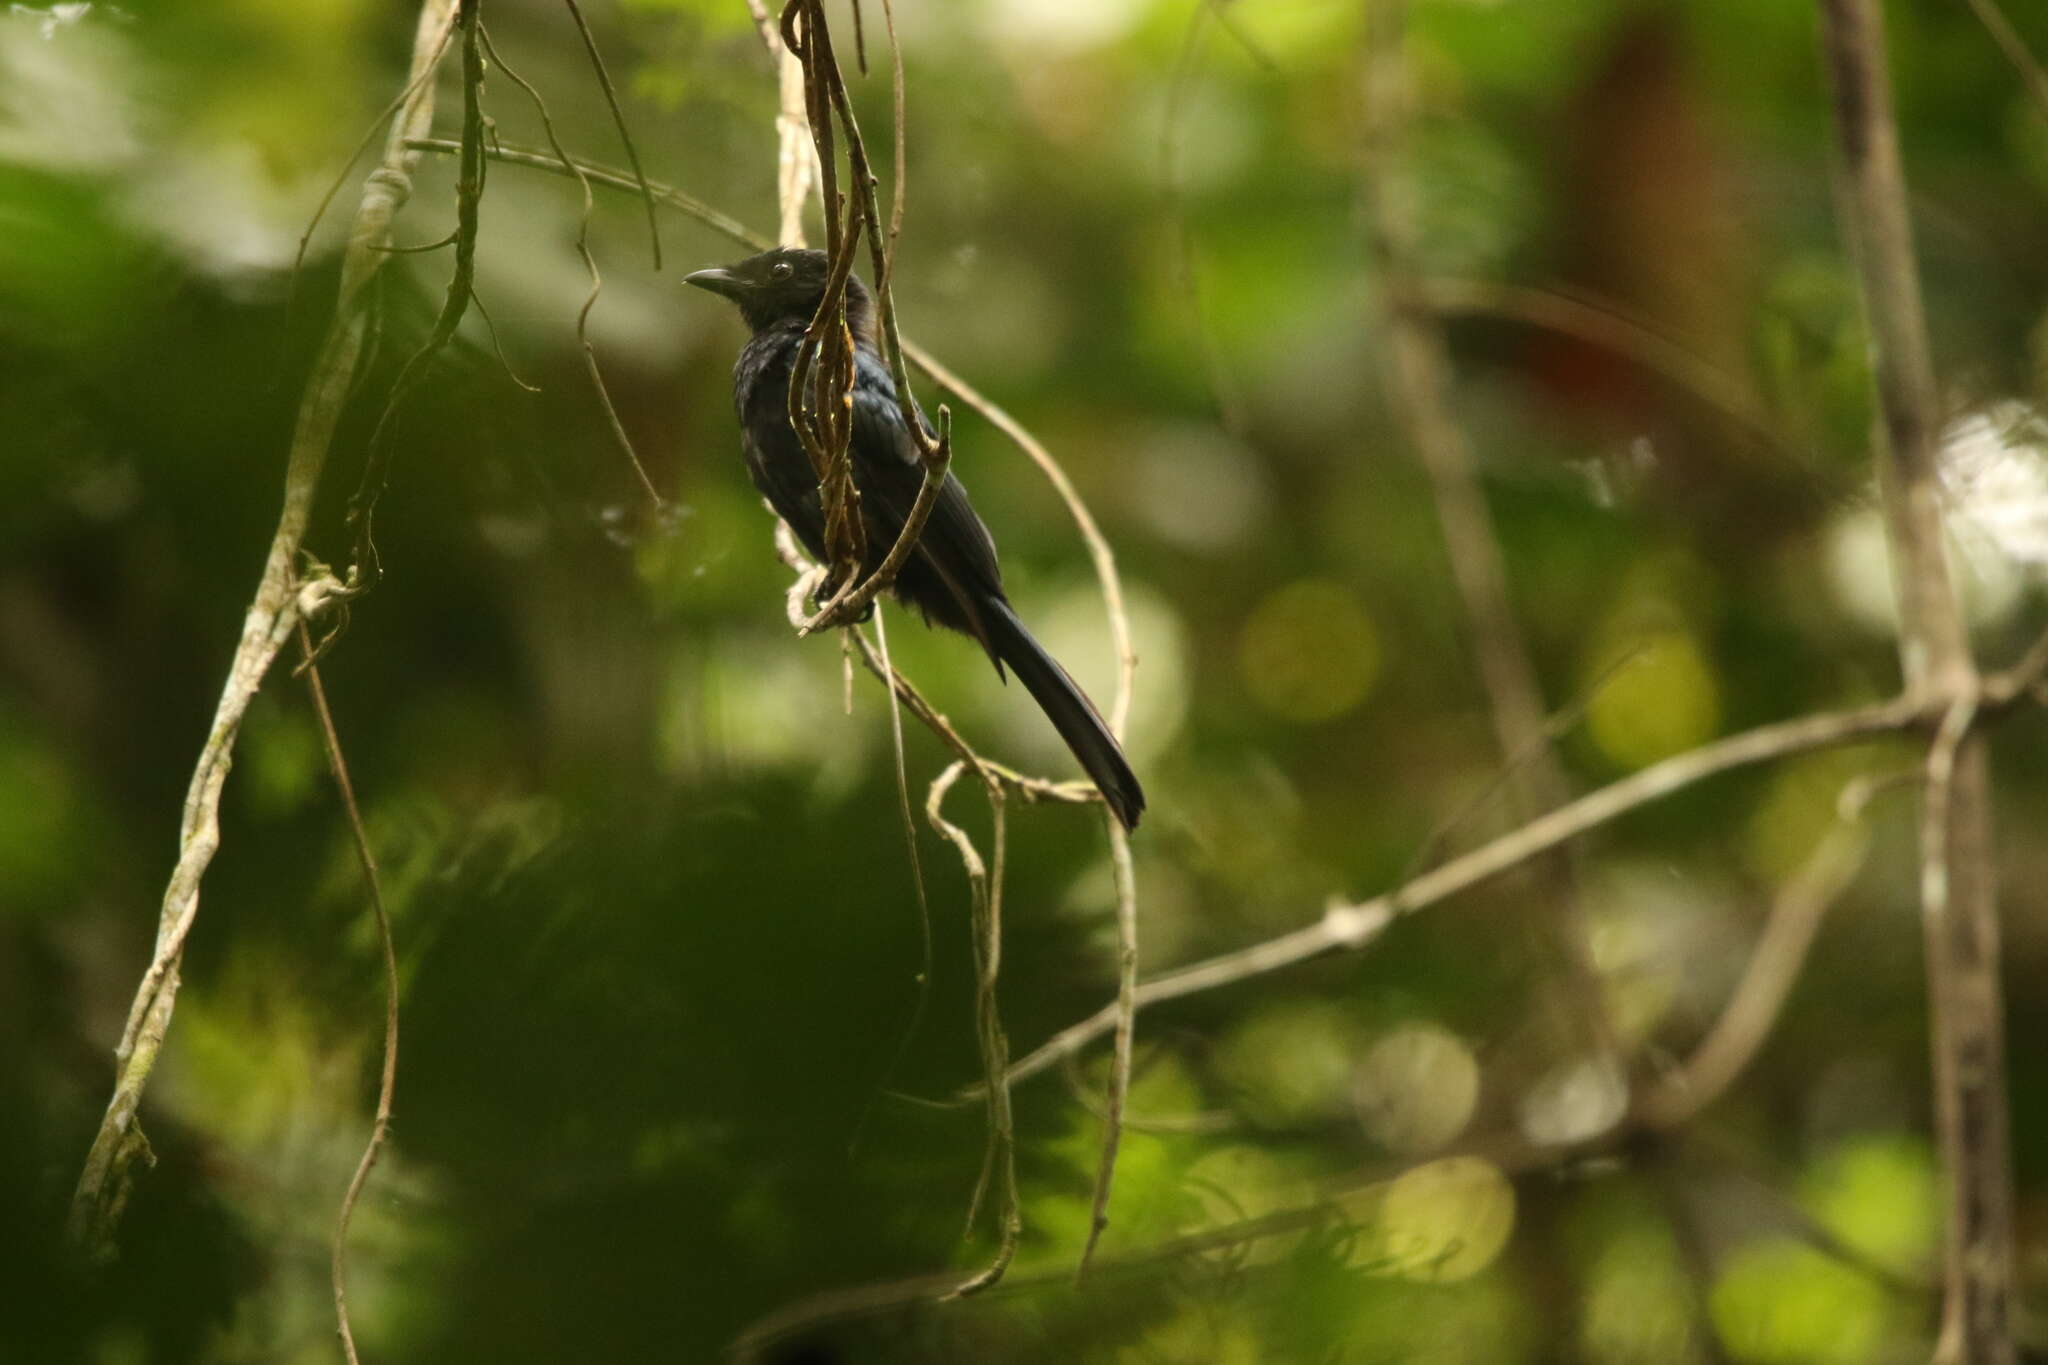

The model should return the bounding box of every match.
[686,248,1144,830]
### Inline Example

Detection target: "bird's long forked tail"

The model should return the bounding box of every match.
[981,598,1145,830]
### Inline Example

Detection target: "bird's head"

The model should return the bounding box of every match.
[684,247,875,337]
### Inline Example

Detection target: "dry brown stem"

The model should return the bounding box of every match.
[477,24,663,509]
[299,625,402,1365]
[67,0,457,1257]
[344,0,487,591]
[1076,820,1138,1279]
[927,764,1021,1297]
[775,0,955,635]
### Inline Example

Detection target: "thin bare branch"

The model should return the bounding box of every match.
[345,0,488,590]
[938,765,999,1237]
[1363,0,1619,1083]
[877,0,907,291]
[777,1,878,598]
[775,0,956,635]
[1077,820,1138,1279]
[464,284,542,393]
[410,138,769,248]
[926,765,1020,1297]
[1960,0,2048,123]
[1395,646,1646,889]
[373,229,461,255]
[1820,2,2013,1358]
[985,642,2048,1095]
[901,343,1137,737]
[68,0,457,1256]
[298,625,401,1365]
[777,42,814,245]
[291,16,460,284]
[1420,277,1820,483]
[478,24,662,506]
[745,0,818,248]
[1634,778,1883,1129]
[559,0,660,267]
[866,600,937,1108]
[1206,0,1277,71]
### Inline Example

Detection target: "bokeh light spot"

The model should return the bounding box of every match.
[1582,1226,1698,1365]
[1216,999,1360,1126]
[1379,1156,1517,1283]
[1799,1135,1938,1276]
[1238,578,1381,723]
[1353,1023,1480,1155]
[1585,631,1719,769]
[1710,1239,1890,1365]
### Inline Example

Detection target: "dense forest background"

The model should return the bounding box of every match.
[7,0,2048,1360]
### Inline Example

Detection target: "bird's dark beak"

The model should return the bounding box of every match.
[684,266,745,300]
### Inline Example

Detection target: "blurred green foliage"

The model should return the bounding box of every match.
[5,0,2048,1361]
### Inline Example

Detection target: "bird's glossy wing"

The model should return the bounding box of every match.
[848,350,1004,601]
[736,332,830,560]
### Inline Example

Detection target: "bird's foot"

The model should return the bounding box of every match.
[812,574,876,625]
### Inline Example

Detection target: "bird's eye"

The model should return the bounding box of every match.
[770,261,794,280]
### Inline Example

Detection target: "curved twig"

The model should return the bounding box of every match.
[1364,0,1614,1071]
[477,23,661,505]
[299,624,402,1365]
[1420,277,1822,483]
[926,764,1020,1297]
[1960,0,2048,123]
[1633,776,1890,1129]
[901,343,1135,736]
[1077,820,1137,1280]
[69,0,457,1256]
[558,0,660,267]
[290,14,460,286]
[344,0,488,591]
[776,0,955,635]
[771,524,1097,812]
[984,692,1959,1096]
